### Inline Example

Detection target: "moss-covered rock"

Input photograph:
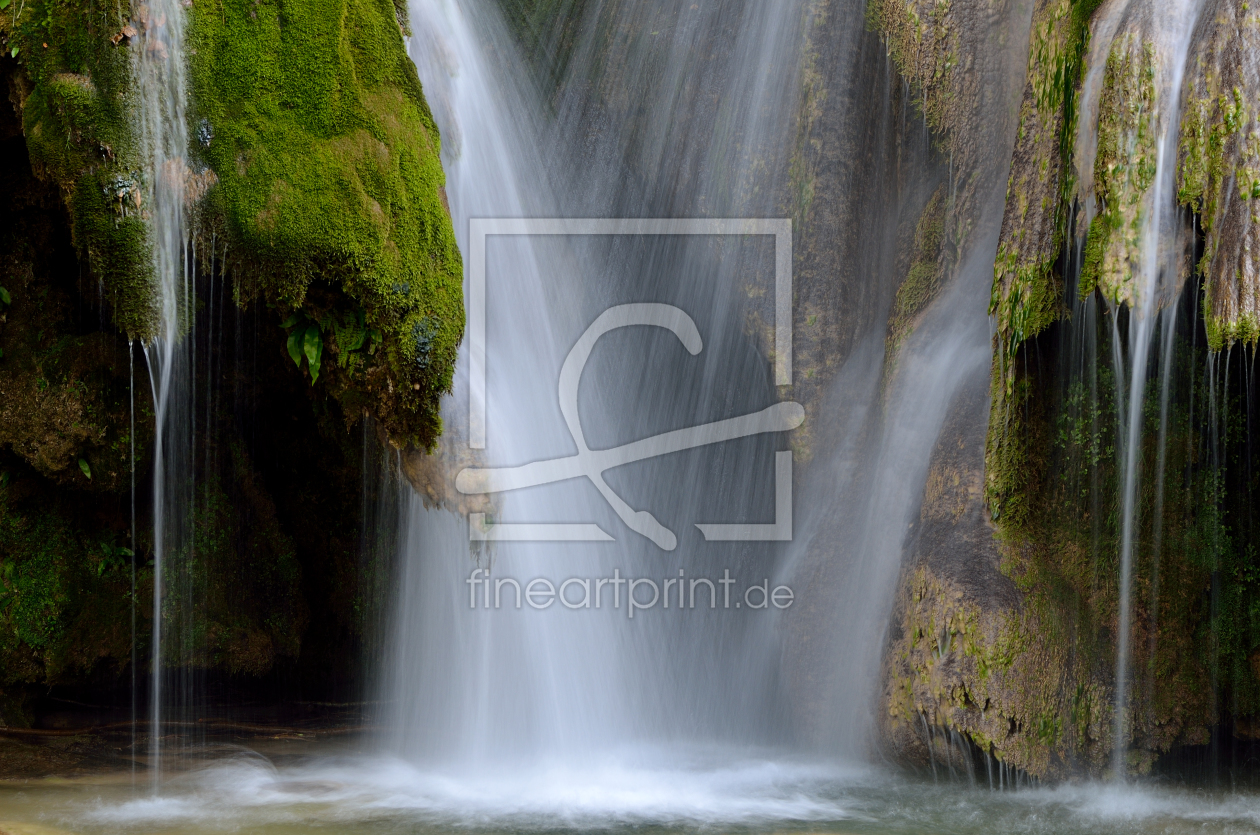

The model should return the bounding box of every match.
[1,0,154,339]
[866,0,1022,258]
[1177,0,1260,349]
[0,0,448,710]
[885,306,1258,779]
[1077,30,1161,305]
[187,0,464,449]
[0,0,464,446]
[886,183,947,355]
[990,0,1103,395]
[994,0,1260,356]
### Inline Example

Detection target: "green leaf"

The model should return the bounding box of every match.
[78,458,91,480]
[286,329,303,367]
[280,312,301,328]
[303,325,323,383]
[10,47,17,58]
[335,311,367,366]
[0,1,11,9]
[0,286,10,305]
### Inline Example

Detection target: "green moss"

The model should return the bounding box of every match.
[187,0,464,448]
[866,0,957,139]
[1087,35,1157,306]
[982,311,1260,772]
[0,464,143,697]
[3,0,155,338]
[990,0,1103,387]
[1056,0,1106,195]
[887,185,947,353]
[1205,312,1260,352]
[1179,86,1242,220]
[1178,75,1258,350]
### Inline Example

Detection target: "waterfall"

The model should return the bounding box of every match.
[1104,0,1205,778]
[378,0,1030,789]
[134,0,192,789]
[387,0,812,766]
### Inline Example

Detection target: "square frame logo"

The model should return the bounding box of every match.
[456,218,799,551]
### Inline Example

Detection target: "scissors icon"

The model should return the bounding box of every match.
[455,303,804,550]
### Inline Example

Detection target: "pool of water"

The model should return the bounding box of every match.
[2,744,1258,835]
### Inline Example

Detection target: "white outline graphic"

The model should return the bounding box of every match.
[463,218,796,548]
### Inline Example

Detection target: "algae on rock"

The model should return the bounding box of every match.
[2,0,154,338]
[1177,0,1260,349]
[868,0,1024,263]
[990,0,1104,386]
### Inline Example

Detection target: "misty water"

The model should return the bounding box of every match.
[1,746,1259,835]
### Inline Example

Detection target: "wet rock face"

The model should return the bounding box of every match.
[1179,0,1260,348]
[879,376,1120,782]
[991,0,1075,364]
[993,0,1260,350]
[868,0,1028,259]
[877,0,1260,783]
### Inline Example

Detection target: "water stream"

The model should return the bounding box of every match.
[380,0,1025,793]
[134,0,193,791]
[385,0,812,767]
[1096,0,1205,777]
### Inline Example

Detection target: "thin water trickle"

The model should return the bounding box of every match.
[130,339,138,785]
[1109,0,1206,778]
[135,0,193,791]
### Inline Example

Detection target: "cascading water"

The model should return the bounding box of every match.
[134,0,192,788]
[376,0,1031,804]
[1081,0,1206,777]
[386,0,814,771]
